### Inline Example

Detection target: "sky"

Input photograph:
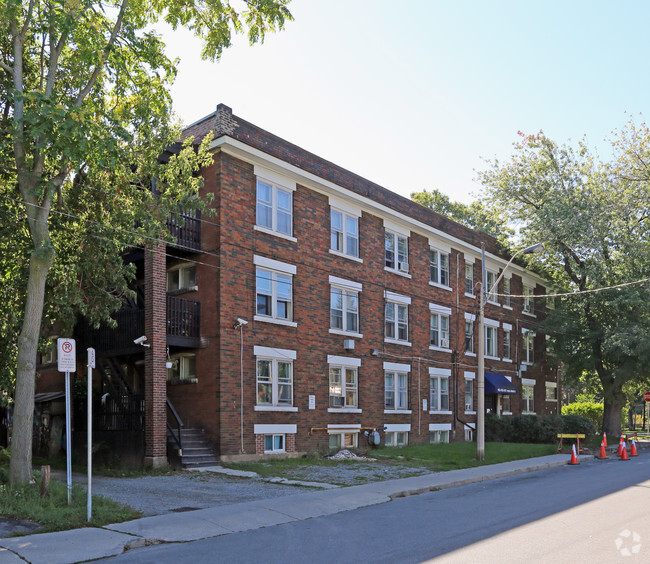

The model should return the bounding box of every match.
[158,0,650,204]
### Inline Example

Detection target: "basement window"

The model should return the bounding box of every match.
[264,434,285,453]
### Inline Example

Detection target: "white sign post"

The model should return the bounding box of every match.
[57,338,76,505]
[87,348,95,522]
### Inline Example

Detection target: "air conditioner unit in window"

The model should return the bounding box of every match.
[440,338,450,349]
[343,339,355,350]
[398,261,409,273]
[330,396,345,408]
[523,303,532,313]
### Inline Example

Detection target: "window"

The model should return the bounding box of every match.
[502,394,511,413]
[465,428,474,441]
[254,255,296,324]
[465,320,475,353]
[385,431,408,447]
[330,287,359,333]
[503,278,511,307]
[385,295,409,343]
[329,366,358,409]
[523,330,535,364]
[430,368,450,412]
[523,285,534,314]
[331,209,359,258]
[329,432,358,450]
[485,324,498,358]
[486,271,498,304]
[256,178,292,236]
[430,305,451,349]
[385,230,409,272]
[264,435,285,453]
[465,264,474,295]
[385,371,409,410]
[42,336,58,365]
[522,382,535,413]
[430,249,450,287]
[545,383,558,401]
[503,329,511,359]
[430,430,449,444]
[256,354,294,407]
[167,264,196,291]
[167,354,197,383]
[465,377,474,411]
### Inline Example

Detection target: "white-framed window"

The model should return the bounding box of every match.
[485,322,498,358]
[465,428,474,441]
[429,424,451,444]
[523,285,535,314]
[328,365,359,409]
[264,434,285,453]
[429,304,451,349]
[429,367,451,413]
[42,336,59,365]
[465,373,475,411]
[254,256,296,325]
[465,319,475,354]
[486,270,499,304]
[465,263,474,295]
[255,347,296,408]
[385,230,409,272]
[328,427,359,450]
[331,209,359,258]
[522,379,535,413]
[385,431,409,447]
[167,354,197,383]
[384,363,409,410]
[430,248,450,287]
[503,327,512,360]
[385,292,410,344]
[523,329,535,364]
[545,382,558,401]
[330,277,361,335]
[256,177,293,236]
[503,277,511,307]
[167,264,197,291]
[502,394,511,414]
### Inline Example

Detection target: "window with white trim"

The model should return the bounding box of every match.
[385,301,409,343]
[42,336,58,365]
[329,365,358,409]
[385,230,409,272]
[430,369,450,412]
[486,270,498,304]
[430,306,450,349]
[523,285,534,314]
[256,178,292,236]
[331,209,359,258]
[465,263,474,295]
[545,382,558,401]
[256,356,293,407]
[503,278,511,307]
[465,377,474,411]
[502,394,511,413]
[167,354,197,383]
[430,430,449,444]
[485,325,498,358]
[430,249,450,287]
[329,432,358,450]
[264,435,285,453]
[167,264,196,291]
[465,320,474,353]
[256,268,293,321]
[385,371,409,410]
[523,330,535,364]
[385,431,408,447]
[503,329,511,360]
[522,383,535,413]
[330,286,359,333]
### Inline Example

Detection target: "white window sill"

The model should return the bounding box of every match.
[384,409,412,414]
[329,329,363,339]
[545,399,558,403]
[254,224,297,242]
[485,355,501,361]
[502,358,513,363]
[465,410,476,415]
[384,267,412,279]
[523,311,537,318]
[503,305,513,311]
[522,362,534,367]
[329,249,363,263]
[429,410,452,415]
[429,345,452,353]
[328,408,362,413]
[384,338,412,347]
[522,411,536,415]
[254,315,298,328]
[264,450,286,454]
[464,292,476,299]
[487,300,501,307]
[502,411,513,415]
[465,352,476,357]
[429,282,453,292]
[255,406,299,412]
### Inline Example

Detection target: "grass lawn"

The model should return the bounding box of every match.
[224,442,557,478]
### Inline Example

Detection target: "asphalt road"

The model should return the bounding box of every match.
[107,452,650,563]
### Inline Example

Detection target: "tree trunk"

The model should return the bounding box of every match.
[601,383,625,438]
[9,244,53,485]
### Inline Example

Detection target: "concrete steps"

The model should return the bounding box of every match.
[168,428,219,469]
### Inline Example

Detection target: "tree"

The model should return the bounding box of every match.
[411,188,510,240]
[478,131,650,437]
[1,0,293,485]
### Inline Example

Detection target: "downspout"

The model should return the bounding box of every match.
[239,323,245,454]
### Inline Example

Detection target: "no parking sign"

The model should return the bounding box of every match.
[57,338,76,372]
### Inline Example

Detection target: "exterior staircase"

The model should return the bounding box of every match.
[170,428,219,469]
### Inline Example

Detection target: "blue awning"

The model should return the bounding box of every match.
[484,372,517,395]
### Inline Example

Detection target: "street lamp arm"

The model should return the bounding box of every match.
[485,243,544,298]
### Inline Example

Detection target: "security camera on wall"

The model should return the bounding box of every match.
[134,335,149,346]
[236,318,248,326]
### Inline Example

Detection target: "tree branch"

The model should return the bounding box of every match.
[0,61,14,76]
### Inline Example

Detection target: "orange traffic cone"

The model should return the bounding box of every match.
[569,444,579,465]
[620,441,629,461]
[630,439,638,456]
[599,441,607,459]
[618,434,625,456]
[602,432,607,447]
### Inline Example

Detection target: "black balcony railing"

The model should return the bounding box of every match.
[167,295,200,347]
[167,211,201,251]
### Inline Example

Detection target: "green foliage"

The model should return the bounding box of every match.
[562,402,604,430]
[485,414,596,443]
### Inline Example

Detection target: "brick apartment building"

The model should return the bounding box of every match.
[34,104,559,465]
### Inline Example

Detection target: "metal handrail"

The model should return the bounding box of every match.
[166,398,184,455]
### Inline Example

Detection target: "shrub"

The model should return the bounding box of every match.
[561,414,596,436]
[561,402,603,431]
[484,413,593,443]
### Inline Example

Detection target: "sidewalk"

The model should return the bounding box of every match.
[0,453,591,564]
